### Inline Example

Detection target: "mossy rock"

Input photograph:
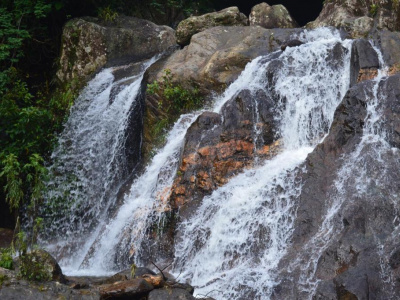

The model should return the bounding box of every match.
[14,249,65,283]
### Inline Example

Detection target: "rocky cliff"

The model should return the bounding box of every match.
[36,1,400,299]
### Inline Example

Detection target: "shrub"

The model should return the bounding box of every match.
[0,248,14,270]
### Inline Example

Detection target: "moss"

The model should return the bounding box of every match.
[0,274,9,286]
[144,69,204,159]
[18,252,52,282]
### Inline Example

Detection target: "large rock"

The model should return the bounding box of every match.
[142,26,302,158]
[169,89,281,215]
[176,7,248,46]
[308,0,400,37]
[99,278,154,299]
[249,2,298,29]
[372,30,400,75]
[57,16,176,89]
[148,287,196,300]
[0,280,100,300]
[350,39,380,85]
[272,73,400,299]
[14,250,65,283]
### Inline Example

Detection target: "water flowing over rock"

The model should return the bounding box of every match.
[44,10,400,299]
[57,16,176,89]
[273,61,400,300]
[42,58,158,267]
[249,2,298,29]
[176,7,248,46]
[142,26,302,158]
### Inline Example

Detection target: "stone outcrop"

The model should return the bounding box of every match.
[169,89,281,215]
[374,30,400,75]
[308,0,400,37]
[14,249,66,283]
[0,277,100,300]
[143,26,302,158]
[249,2,298,29]
[176,7,248,46]
[272,73,400,299]
[1,262,200,300]
[350,38,380,85]
[99,278,154,299]
[57,16,176,89]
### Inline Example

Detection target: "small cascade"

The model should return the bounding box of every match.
[289,43,400,299]
[42,57,156,267]
[42,26,400,299]
[70,113,199,274]
[171,28,353,299]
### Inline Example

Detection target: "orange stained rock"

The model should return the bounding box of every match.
[174,195,187,207]
[198,146,216,157]
[357,68,378,83]
[174,185,186,195]
[181,153,198,171]
[142,274,164,288]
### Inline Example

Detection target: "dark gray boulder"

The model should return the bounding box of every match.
[148,287,196,300]
[280,39,304,51]
[350,39,380,86]
[273,73,400,299]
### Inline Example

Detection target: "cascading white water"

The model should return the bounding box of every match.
[43,27,369,298]
[172,28,353,299]
[63,113,199,275]
[42,57,156,267]
[290,42,400,299]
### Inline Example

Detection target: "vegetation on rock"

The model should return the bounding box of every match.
[147,69,203,147]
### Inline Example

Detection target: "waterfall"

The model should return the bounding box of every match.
[43,27,397,299]
[287,42,400,299]
[42,57,157,271]
[172,28,353,299]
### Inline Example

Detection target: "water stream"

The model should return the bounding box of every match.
[42,28,392,299]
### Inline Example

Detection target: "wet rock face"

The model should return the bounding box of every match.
[142,26,302,159]
[176,7,248,46]
[273,74,400,299]
[350,39,380,86]
[249,2,298,29]
[373,30,400,75]
[169,89,280,214]
[57,16,176,89]
[308,0,400,36]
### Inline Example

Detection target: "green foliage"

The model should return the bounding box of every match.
[0,248,14,270]
[14,231,28,256]
[0,274,9,286]
[148,69,202,114]
[0,154,24,211]
[147,69,202,148]
[98,6,119,22]
[18,253,51,282]
[370,4,378,16]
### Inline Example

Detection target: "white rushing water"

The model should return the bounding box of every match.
[43,57,157,269]
[45,28,362,297]
[291,42,400,299]
[172,29,353,299]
